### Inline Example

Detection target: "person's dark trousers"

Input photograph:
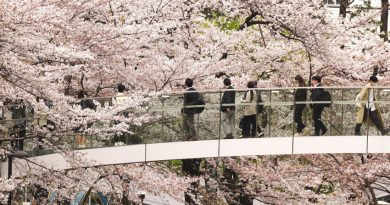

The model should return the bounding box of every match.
[256,113,263,136]
[183,113,197,140]
[112,118,128,145]
[182,159,201,176]
[256,113,262,135]
[242,115,257,138]
[11,123,25,151]
[312,106,326,135]
[354,123,362,135]
[113,133,127,144]
[38,134,44,150]
[256,121,262,134]
[363,107,387,134]
[294,105,306,133]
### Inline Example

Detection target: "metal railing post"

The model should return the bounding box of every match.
[182,94,186,140]
[197,114,200,139]
[161,96,165,138]
[377,88,381,136]
[108,133,112,147]
[341,89,344,135]
[366,88,371,154]
[329,89,334,136]
[7,156,13,205]
[144,144,147,170]
[292,88,296,154]
[218,90,222,140]
[73,135,76,149]
[218,90,222,158]
[256,89,259,138]
[269,90,272,137]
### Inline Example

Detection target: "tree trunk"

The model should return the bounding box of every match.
[340,0,348,18]
[380,0,389,41]
[79,187,93,205]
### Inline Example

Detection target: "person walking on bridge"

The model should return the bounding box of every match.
[354,75,389,136]
[76,90,96,148]
[310,76,327,136]
[183,78,198,140]
[221,78,236,139]
[253,81,264,137]
[113,83,130,146]
[241,81,257,138]
[294,75,308,136]
[113,83,129,107]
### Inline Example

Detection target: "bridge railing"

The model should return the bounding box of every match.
[1,86,390,156]
[148,86,390,141]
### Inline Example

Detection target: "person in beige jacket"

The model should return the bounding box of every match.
[241,81,257,138]
[354,76,389,135]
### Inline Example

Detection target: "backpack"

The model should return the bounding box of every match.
[80,99,96,110]
[10,104,26,119]
[193,93,206,114]
[321,91,332,107]
[246,91,263,113]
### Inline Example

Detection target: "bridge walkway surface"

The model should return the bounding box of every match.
[2,86,390,176]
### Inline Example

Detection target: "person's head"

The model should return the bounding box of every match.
[252,80,258,88]
[369,75,378,85]
[223,78,231,86]
[185,78,193,88]
[247,81,255,88]
[3,98,11,105]
[77,90,85,99]
[36,97,44,103]
[117,83,126,93]
[311,76,321,86]
[295,75,306,87]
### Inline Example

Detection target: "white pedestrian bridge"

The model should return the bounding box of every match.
[2,86,390,176]
[24,135,390,171]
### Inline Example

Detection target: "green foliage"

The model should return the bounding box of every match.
[168,159,183,173]
[201,9,243,31]
[299,156,314,166]
[199,159,206,171]
[305,182,335,196]
[280,28,292,37]
[319,182,335,195]
[275,186,286,193]
[211,16,242,31]
[201,22,211,28]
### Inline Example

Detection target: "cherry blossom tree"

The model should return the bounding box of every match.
[186,154,390,204]
[1,0,390,203]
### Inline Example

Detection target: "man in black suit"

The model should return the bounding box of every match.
[183,78,198,140]
[221,78,236,139]
[310,76,327,136]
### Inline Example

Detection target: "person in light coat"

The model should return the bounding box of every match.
[241,81,257,138]
[354,75,389,135]
[113,83,130,146]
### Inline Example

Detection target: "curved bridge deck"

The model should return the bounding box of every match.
[23,135,390,171]
[2,86,390,177]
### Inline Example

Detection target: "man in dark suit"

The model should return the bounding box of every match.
[221,78,236,138]
[183,78,198,140]
[7,99,26,151]
[310,76,327,136]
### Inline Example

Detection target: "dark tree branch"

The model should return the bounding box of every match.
[238,11,270,30]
